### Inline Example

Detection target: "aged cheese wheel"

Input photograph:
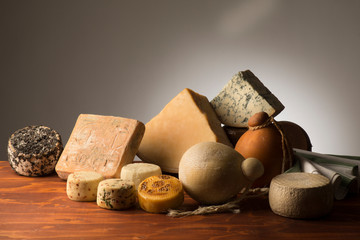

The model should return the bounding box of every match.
[278,121,312,151]
[269,173,333,219]
[222,126,248,146]
[8,125,63,177]
[138,175,184,213]
[179,142,263,205]
[66,171,104,201]
[97,179,136,210]
[120,163,162,190]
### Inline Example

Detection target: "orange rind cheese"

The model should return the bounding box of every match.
[138,175,184,213]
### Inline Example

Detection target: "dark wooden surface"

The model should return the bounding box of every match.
[1,161,360,240]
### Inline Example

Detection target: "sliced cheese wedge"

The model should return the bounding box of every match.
[211,70,284,127]
[138,175,184,213]
[120,163,162,190]
[137,88,232,173]
[66,171,104,201]
[97,179,136,210]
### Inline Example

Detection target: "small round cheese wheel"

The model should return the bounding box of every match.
[120,163,162,190]
[66,171,104,201]
[97,179,136,210]
[269,172,333,219]
[7,125,63,177]
[138,175,184,213]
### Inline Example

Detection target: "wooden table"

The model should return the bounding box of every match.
[0,162,359,240]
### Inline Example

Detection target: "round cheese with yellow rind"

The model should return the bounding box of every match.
[138,175,184,213]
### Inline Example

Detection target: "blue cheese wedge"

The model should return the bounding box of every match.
[211,70,284,127]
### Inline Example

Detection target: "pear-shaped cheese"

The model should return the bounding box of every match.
[137,88,232,173]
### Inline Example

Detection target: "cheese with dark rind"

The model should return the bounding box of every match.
[97,179,136,210]
[7,125,63,177]
[137,88,232,173]
[278,121,312,151]
[66,171,104,201]
[211,70,284,127]
[269,172,333,219]
[222,126,248,146]
[55,114,145,180]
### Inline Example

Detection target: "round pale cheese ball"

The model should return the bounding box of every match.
[179,142,263,205]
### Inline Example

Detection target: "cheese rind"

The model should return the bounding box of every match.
[138,175,184,213]
[66,171,104,201]
[269,172,333,219]
[211,70,284,127]
[8,125,63,177]
[120,163,162,190]
[56,114,145,180]
[97,179,136,210]
[137,88,232,173]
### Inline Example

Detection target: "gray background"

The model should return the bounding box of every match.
[1,0,360,162]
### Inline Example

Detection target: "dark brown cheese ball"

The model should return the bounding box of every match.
[7,125,63,176]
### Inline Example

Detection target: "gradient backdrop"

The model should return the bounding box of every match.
[1,0,360,162]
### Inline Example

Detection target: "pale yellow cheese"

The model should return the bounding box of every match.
[97,179,136,210]
[138,175,184,213]
[66,171,104,201]
[120,163,162,190]
[269,172,333,219]
[137,88,232,173]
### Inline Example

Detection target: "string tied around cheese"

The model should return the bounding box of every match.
[248,116,293,173]
[167,188,269,218]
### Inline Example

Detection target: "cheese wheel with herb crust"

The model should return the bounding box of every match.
[8,125,63,177]
[97,179,136,210]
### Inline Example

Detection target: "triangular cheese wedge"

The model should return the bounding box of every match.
[137,88,232,173]
[211,70,284,127]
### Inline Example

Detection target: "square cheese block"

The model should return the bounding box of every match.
[137,88,232,173]
[211,70,284,127]
[55,114,145,180]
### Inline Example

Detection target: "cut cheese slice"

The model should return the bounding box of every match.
[56,114,145,180]
[120,163,162,190]
[138,175,184,213]
[137,88,232,173]
[269,172,333,219]
[211,70,284,127]
[66,171,104,201]
[97,179,136,210]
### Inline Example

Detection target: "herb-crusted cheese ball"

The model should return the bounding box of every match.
[97,179,136,210]
[211,70,284,127]
[7,125,63,176]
